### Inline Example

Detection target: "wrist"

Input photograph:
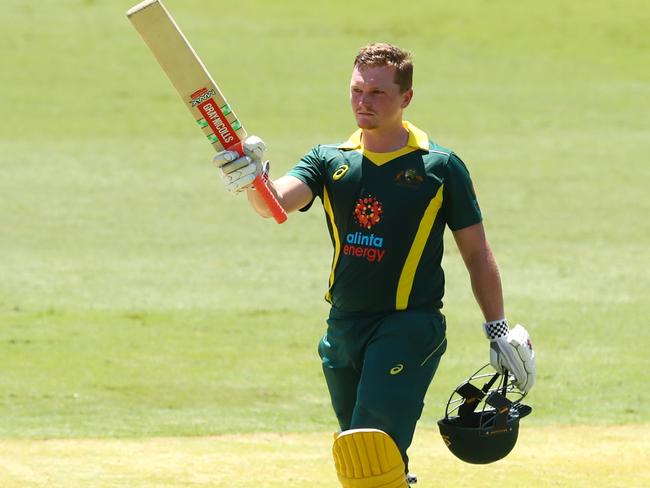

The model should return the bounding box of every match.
[483,318,509,340]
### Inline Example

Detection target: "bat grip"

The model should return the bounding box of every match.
[253,174,288,224]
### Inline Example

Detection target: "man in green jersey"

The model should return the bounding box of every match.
[214,43,536,487]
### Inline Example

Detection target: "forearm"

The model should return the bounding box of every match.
[466,244,505,322]
[245,180,279,218]
[246,175,313,218]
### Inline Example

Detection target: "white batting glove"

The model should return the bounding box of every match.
[484,320,536,394]
[213,135,267,193]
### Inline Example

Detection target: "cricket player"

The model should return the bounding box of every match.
[214,43,535,487]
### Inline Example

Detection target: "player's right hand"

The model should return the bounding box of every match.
[213,135,266,193]
[484,320,536,393]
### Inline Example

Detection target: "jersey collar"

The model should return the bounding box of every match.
[338,121,430,151]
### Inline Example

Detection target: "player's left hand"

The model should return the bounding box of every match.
[484,320,536,393]
[213,135,267,193]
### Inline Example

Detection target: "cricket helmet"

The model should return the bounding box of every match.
[437,364,532,464]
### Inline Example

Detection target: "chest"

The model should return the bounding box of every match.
[323,151,444,228]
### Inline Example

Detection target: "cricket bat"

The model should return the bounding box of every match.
[127,0,287,224]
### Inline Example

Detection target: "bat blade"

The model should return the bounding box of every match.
[127,0,287,223]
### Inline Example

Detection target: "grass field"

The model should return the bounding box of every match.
[1,0,649,486]
[2,426,649,487]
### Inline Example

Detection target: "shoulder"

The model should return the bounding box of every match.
[302,142,348,158]
[427,140,453,158]
[419,142,475,187]
[418,140,454,170]
[423,141,470,171]
[300,143,355,169]
[318,142,350,156]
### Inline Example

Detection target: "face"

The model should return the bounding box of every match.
[350,65,413,130]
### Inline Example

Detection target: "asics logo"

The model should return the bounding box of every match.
[333,165,349,180]
[389,364,404,375]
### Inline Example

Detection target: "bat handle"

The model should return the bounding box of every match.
[253,174,288,224]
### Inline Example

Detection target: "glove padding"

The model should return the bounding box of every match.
[213,135,267,193]
[486,321,536,393]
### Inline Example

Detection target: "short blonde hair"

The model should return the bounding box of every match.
[354,43,413,93]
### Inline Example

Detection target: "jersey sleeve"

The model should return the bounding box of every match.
[286,145,326,211]
[443,153,483,230]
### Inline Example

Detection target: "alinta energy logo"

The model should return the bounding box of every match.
[344,195,386,263]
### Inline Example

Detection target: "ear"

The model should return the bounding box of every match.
[401,88,413,109]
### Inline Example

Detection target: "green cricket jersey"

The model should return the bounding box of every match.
[287,122,482,313]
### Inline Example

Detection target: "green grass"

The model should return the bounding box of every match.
[1,0,649,439]
[2,427,650,487]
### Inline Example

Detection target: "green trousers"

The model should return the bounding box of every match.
[318,307,447,469]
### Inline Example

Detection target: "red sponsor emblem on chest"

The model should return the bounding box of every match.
[353,195,383,230]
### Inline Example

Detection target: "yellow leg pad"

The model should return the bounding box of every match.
[332,429,408,488]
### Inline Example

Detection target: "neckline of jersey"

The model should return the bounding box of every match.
[337,121,430,152]
[337,121,429,166]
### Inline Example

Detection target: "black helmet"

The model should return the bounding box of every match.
[437,365,532,464]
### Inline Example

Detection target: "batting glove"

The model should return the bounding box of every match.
[213,135,267,193]
[484,319,536,394]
